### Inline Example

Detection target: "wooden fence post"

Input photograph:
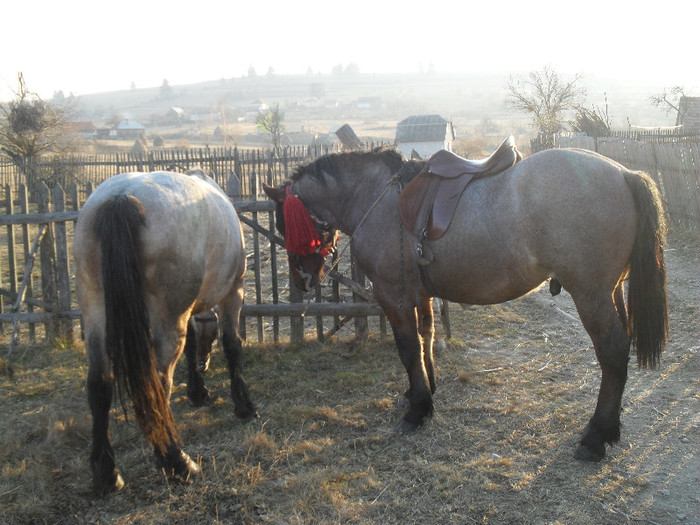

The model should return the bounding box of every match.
[251,173,264,342]
[0,185,12,334]
[37,183,59,341]
[52,184,74,342]
[351,255,369,340]
[19,185,36,341]
[266,203,280,342]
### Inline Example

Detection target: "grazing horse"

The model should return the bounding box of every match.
[264,143,668,461]
[74,170,257,495]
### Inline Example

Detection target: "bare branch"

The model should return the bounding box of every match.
[506,65,586,134]
[256,103,285,149]
[0,72,78,188]
[650,86,685,115]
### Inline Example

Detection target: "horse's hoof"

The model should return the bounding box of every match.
[188,386,210,407]
[396,395,410,409]
[235,404,259,422]
[177,452,201,481]
[167,451,201,482]
[93,471,125,496]
[156,448,201,482]
[574,443,605,462]
[394,418,422,434]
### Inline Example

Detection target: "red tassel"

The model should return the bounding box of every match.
[283,187,321,256]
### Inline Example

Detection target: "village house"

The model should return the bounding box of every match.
[395,114,455,159]
[110,119,146,139]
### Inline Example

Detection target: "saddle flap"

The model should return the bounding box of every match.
[398,168,434,234]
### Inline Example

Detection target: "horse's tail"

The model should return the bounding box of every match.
[94,194,179,450]
[623,171,668,368]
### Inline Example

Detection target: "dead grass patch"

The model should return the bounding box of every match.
[0,231,697,524]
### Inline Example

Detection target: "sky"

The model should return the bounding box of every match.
[0,0,694,102]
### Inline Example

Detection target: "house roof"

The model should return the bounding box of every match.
[395,114,453,142]
[334,124,363,150]
[116,119,145,130]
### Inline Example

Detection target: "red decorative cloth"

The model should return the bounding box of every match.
[283,187,322,256]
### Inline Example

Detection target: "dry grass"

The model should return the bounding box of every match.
[1,231,698,524]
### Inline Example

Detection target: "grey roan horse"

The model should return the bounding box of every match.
[75,170,257,495]
[264,143,668,462]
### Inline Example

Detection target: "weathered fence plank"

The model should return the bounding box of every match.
[52,185,74,342]
[1,168,393,350]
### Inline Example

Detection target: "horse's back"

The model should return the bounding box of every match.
[427,148,637,303]
[76,171,244,315]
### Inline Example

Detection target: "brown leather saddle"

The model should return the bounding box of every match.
[399,136,522,244]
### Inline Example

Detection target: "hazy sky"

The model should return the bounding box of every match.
[0,0,693,101]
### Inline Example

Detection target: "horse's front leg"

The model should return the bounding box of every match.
[382,299,434,432]
[420,295,436,394]
[185,317,210,406]
[219,284,258,421]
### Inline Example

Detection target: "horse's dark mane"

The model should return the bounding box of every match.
[292,147,425,184]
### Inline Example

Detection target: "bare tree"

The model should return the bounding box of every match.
[506,66,586,136]
[256,103,285,149]
[571,105,611,137]
[0,73,77,190]
[650,86,685,117]
[159,78,173,99]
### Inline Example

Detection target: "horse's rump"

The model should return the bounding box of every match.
[93,193,178,449]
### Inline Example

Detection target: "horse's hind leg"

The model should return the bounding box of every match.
[219,279,257,421]
[86,330,124,495]
[573,291,631,461]
[148,326,201,481]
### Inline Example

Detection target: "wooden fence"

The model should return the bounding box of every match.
[553,134,700,229]
[0,149,399,358]
[4,136,693,355]
[0,145,344,200]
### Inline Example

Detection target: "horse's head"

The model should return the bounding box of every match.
[263,183,338,292]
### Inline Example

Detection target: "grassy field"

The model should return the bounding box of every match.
[0,230,698,524]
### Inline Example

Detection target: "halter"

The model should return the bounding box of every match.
[283,186,337,258]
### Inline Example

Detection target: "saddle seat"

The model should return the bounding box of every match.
[399,136,522,244]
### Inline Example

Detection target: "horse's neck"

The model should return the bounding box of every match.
[336,171,396,235]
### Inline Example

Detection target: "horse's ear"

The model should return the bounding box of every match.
[263,183,285,202]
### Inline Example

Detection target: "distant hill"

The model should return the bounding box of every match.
[74,72,673,131]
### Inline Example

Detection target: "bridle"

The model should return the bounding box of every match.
[286,165,406,288]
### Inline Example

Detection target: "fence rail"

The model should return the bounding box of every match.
[2,138,695,355]
[0,149,395,354]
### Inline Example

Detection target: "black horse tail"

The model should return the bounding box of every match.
[94,194,179,451]
[623,171,669,368]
